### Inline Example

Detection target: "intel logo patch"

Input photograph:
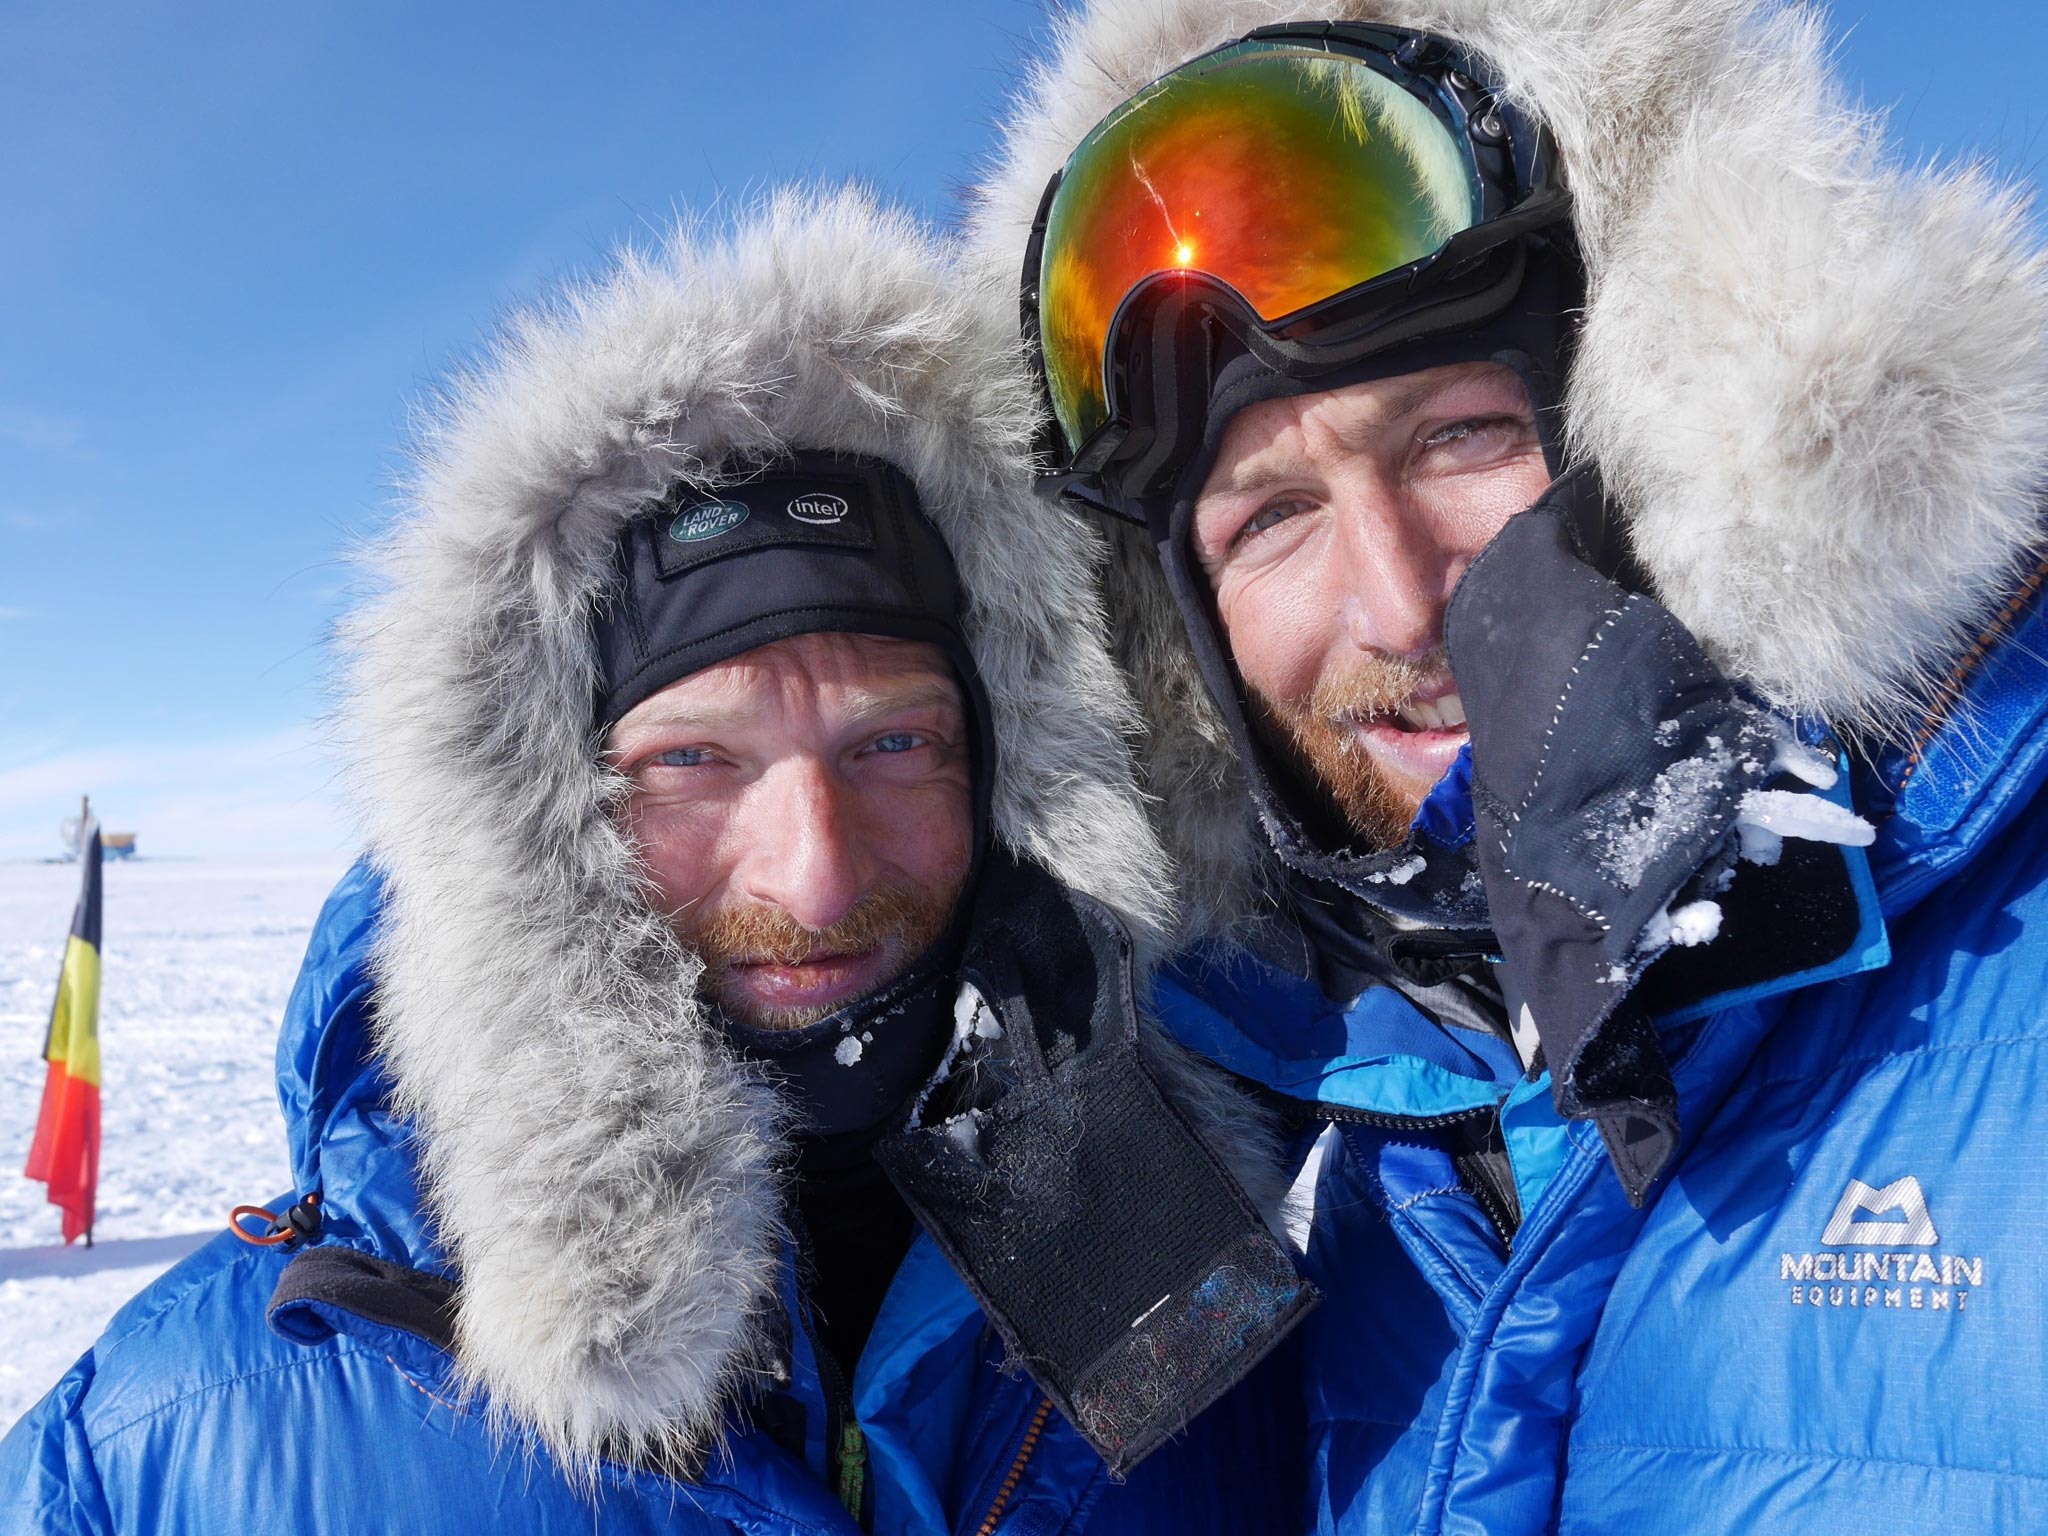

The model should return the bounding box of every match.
[787,493,850,526]
[669,500,750,543]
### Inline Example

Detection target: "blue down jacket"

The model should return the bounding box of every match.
[0,862,1298,1536]
[1158,594,2048,1534]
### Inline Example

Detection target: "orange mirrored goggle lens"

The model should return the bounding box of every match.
[1038,40,1482,454]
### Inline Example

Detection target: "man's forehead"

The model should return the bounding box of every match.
[615,632,961,728]
[1208,362,1531,490]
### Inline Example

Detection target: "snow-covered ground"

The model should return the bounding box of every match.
[0,859,346,1432]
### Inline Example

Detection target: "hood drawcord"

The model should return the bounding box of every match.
[228,1191,322,1247]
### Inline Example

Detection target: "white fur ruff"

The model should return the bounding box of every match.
[339,187,1218,1474]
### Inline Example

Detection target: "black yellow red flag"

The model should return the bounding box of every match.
[26,820,102,1244]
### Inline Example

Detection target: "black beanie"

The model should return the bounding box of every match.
[592,450,983,732]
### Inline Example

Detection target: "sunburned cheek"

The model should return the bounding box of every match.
[1416,457,1553,558]
[866,782,974,889]
[1217,563,1343,707]
[619,799,732,919]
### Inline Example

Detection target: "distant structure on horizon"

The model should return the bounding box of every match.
[59,813,136,862]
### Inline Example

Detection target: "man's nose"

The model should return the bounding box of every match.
[1329,482,1455,659]
[737,758,869,931]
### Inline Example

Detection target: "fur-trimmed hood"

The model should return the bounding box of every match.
[337,187,1199,1474]
[968,0,2048,930]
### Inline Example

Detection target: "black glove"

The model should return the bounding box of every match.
[1446,472,1870,1204]
[874,852,1315,1471]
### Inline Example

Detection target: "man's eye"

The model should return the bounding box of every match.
[1419,416,1529,457]
[1234,497,1312,548]
[870,732,922,755]
[651,747,716,768]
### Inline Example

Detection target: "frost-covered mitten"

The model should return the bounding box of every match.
[875,851,1315,1471]
[1445,472,1872,1203]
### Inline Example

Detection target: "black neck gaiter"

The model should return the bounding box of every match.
[719,955,954,1145]
[719,942,962,1376]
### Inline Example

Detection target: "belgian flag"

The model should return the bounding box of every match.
[26,821,102,1244]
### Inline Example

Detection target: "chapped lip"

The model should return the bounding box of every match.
[1344,710,1467,733]
[1340,700,1465,734]
[730,947,866,970]
[1347,714,1468,789]
[724,947,888,1013]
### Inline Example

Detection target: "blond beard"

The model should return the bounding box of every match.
[690,875,964,1030]
[1252,648,1450,851]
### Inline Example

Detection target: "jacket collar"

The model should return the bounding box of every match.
[1864,577,2048,916]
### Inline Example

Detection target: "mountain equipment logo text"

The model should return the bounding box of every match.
[787,493,849,525]
[670,500,749,542]
[1782,1175,1981,1313]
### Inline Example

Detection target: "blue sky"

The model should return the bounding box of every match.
[2,1,2044,861]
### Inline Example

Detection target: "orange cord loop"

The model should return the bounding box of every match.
[228,1191,322,1247]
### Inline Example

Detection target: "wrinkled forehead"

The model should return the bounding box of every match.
[608,632,964,740]
[1202,361,1534,495]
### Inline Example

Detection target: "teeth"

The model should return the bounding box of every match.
[1396,693,1466,732]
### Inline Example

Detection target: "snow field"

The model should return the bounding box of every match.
[0,859,345,1431]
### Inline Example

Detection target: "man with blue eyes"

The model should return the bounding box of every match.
[606,632,976,1045]
[1185,361,1547,851]
[974,0,2048,1532]
[0,189,1313,1536]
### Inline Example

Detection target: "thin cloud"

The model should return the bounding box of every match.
[0,727,355,862]
[0,408,84,454]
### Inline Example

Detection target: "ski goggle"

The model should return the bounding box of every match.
[1022,25,1565,510]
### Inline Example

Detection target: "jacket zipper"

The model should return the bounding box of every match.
[809,1307,867,1527]
[833,1416,867,1526]
[973,1396,1053,1536]
[789,1214,868,1530]
[1312,1102,1496,1133]
[1313,1101,1525,1241]
[1896,549,2048,796]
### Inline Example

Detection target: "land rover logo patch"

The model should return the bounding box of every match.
[669,500,750,543]
[645,476,875,581]
[787,493,849,526]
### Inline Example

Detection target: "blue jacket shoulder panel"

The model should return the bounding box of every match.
[73,1235,314,1449]
[2,1362,112,1536]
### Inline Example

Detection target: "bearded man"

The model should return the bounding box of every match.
[0,189,1311,1534]
[973,1,2048,1531]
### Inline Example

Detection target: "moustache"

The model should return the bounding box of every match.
[692,879,961,974]
[1301,647,1452,730]
[1250,647,1455,850]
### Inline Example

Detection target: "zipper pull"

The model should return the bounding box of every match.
[834,1418,867,1523]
